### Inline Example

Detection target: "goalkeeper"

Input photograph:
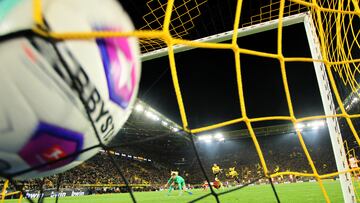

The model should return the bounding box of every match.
[164,172,192,196]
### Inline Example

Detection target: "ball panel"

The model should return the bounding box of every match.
[0,159,11,171]
[0,47,39,152]
[0,38,91,152]
[0,0,32,35]
[43,0,137,144]
[96,33,138,109]
[18,122,83,172]
[0,151,29,175]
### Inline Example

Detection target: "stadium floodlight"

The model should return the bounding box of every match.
[135,104,144,112]
[308,120,325,130]
[295,123,305,132]
[172,127,179,132]
[295,123,305,130]
[311,125,320,130]
[161,120,169,127]
[214,133,224,141]
[316,120,325,126]
[145,111,160,121]
[352,97,359,104]
[198,134,209,140]
[145,110,152,117]
[152,115,160,121]
[214,133,223,139]
[204,139,212,143]
[218,137,225,142]
[198,134,213,143]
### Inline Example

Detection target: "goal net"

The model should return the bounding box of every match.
[1,0,360,202]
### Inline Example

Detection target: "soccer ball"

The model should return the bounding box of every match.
[0,0,141,179]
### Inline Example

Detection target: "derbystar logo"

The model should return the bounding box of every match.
[23,36,115,142]
[41,145,67,162]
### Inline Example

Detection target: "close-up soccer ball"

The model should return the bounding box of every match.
[0,0,141,179]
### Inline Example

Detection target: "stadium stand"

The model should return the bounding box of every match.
[1,129,339,191]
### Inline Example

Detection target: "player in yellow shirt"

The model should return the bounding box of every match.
[228,167,240,183]
[212,164,222,178]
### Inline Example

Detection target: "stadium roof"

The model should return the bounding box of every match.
[110,99,190,156]
[111,99,330,157]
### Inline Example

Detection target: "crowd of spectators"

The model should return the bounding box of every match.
[0,132,353,194]
[59,154,168,186]
[179,133,339,185]
[0,152,171,193]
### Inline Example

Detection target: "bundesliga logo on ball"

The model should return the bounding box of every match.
[0,0,141,179]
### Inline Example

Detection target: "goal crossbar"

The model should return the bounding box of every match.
[141,12,307,62]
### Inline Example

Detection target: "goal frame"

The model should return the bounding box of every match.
[303,13,355,203]
[140,12,355,202]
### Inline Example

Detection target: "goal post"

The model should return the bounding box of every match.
[303,13,355,203]
[140,11,356,202]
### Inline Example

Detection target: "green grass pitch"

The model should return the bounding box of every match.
[4,180,345,203]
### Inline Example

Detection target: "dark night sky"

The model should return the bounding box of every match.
[120,0,326,130]
[138,24,325,130]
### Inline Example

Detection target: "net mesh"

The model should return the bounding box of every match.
[139,0,208,53]
[241,0,308,27]
[1,0,360,202]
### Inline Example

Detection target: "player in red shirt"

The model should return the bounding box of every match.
[202,181,209,190]
[213,178,224,190]
[349,154,360,178]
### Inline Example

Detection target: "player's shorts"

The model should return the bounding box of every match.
[350,164,358,169]
[177,180,185,190]
[213,172,220,177]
